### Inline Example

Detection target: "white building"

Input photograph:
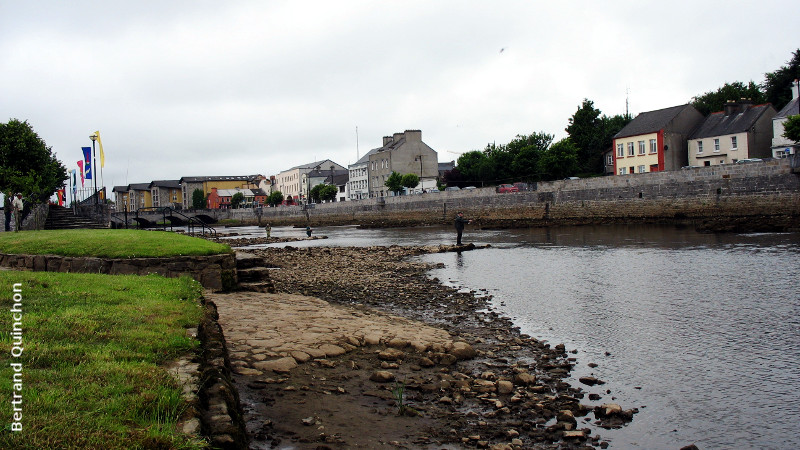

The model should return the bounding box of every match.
[273,159,345,204]
[771,80,800,158]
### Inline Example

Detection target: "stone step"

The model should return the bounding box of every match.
[238,281,275,293]
[234,251,264,269]
[237,267,271,283]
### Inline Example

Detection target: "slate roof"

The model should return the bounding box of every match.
[326,173,350,186]
[690,104,774,139]
[179,175,262,183]
[614,104,696,139]
[287,160,343,171]
[112,185,129,193]
[128,183,151,191]
[352,147,381,165]
[775,97,799,119]
[149,180,180,189]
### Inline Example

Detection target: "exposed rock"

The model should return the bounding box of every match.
[450,341,477,360]
[253,357,297,374]
[369,371,395,383]
[378,348,405,361]
[496,380,514,395]
[579,376,605,386]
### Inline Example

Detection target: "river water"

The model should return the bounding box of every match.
[228,224,800,449]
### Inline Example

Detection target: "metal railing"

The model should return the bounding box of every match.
[111,206,216,236]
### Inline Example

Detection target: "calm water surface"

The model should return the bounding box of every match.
[231,224,800,449]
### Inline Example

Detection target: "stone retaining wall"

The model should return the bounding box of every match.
[0,252,238,291]
[249,158,800,230]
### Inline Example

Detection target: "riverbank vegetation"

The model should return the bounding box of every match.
[0,229,231,258]
[0,270,205,449]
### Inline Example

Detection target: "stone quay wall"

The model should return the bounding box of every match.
[245,158,800,230]
[0,252,238,291]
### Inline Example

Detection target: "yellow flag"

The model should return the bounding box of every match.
[94,131,105,168]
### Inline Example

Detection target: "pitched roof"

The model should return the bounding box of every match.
[352,147,381,165]
[129,183,151,191]
[112,185,129,193]
[180,175,262,183]
[614,104,696,139]
[149,180,180,189]
[775,97,799,119]
[690,104,775,139]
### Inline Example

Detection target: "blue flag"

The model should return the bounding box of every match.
[82,147,92,180]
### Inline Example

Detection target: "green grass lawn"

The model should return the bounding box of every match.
[0,229,230,258]
[0,270,206,449]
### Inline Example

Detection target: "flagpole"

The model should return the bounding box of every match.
[90,133,98,205]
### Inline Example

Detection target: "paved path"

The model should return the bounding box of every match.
[207,291,455,376]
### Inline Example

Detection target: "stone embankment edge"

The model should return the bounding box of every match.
[0,252,238,291]
[195,298,248,449]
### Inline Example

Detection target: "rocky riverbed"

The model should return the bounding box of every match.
[226,243,635,449]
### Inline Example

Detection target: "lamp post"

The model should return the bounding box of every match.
[90,133,98,205]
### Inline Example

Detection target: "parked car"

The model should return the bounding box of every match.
[564,177,580,180]
[444,186,461,191]
[736,158,763,164]
[463,186,477,190]
[497,184,519,193]
[513,182,531,191]
[426,188,440,193]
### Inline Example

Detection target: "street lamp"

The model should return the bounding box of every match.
[89,133,98,205]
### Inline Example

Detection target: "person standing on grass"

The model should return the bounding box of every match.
[454,211,471,246]
[11,193,23,232]
[3,194,11,231]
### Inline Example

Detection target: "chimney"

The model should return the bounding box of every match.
[404,130,422,142]
[393,132,404,143]
[723,100,740,116]
[792,79,800,100]
[383,136,393,146]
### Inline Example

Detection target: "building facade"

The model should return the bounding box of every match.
[613,104,704,175]
[368,130,438,197]
[273,160,345,204]
[771,80,800,158]
[689,101,776,166]
[149,180,182,209]
[180,175,263,209]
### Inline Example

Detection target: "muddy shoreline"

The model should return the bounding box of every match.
[226,243,637,449]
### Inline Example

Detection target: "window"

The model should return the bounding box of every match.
[731,136,738,150]
[649,139,657,153]
[619,167,627,175]
[638,141,646,155]
[617,143,624,157]
[714,139,720,151]
[638,165,646,173]
[627,142,635,156]
[697,141,704,153]
[606,154,613,165]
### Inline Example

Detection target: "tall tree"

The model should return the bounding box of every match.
[691,81,766,115]
[231,192,244,208]
[0,119,68,203]
[384,171,404,194]
[763,49,800,110]
[782,115,800,142]
[320,184,338,202]
[191,189,206,209]
[537,138,580,181]
[267,190,284,206]
[506,132,553,182]
[401,173,420,190]
[566,100,631,175]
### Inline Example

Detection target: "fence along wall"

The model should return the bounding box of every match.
[251,158,800,230]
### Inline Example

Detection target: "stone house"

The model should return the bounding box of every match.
[771,80,800,158]
[688,101,776,166]
[149,180,182,209]
[613,104,704,175]
[368,130,438,197]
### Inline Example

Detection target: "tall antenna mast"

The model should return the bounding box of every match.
[626,86,630,117]
[356,126,359,160]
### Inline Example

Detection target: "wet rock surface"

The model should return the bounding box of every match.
[218,244,634,448]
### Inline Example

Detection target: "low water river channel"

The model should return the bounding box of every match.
[227,223,800,449]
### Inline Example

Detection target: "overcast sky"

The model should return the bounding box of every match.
[2,1,799,193]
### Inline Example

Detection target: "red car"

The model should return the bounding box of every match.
[497,184,519,193]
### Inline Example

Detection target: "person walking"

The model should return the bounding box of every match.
[454,211,471,246]
[11,193,24,232]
